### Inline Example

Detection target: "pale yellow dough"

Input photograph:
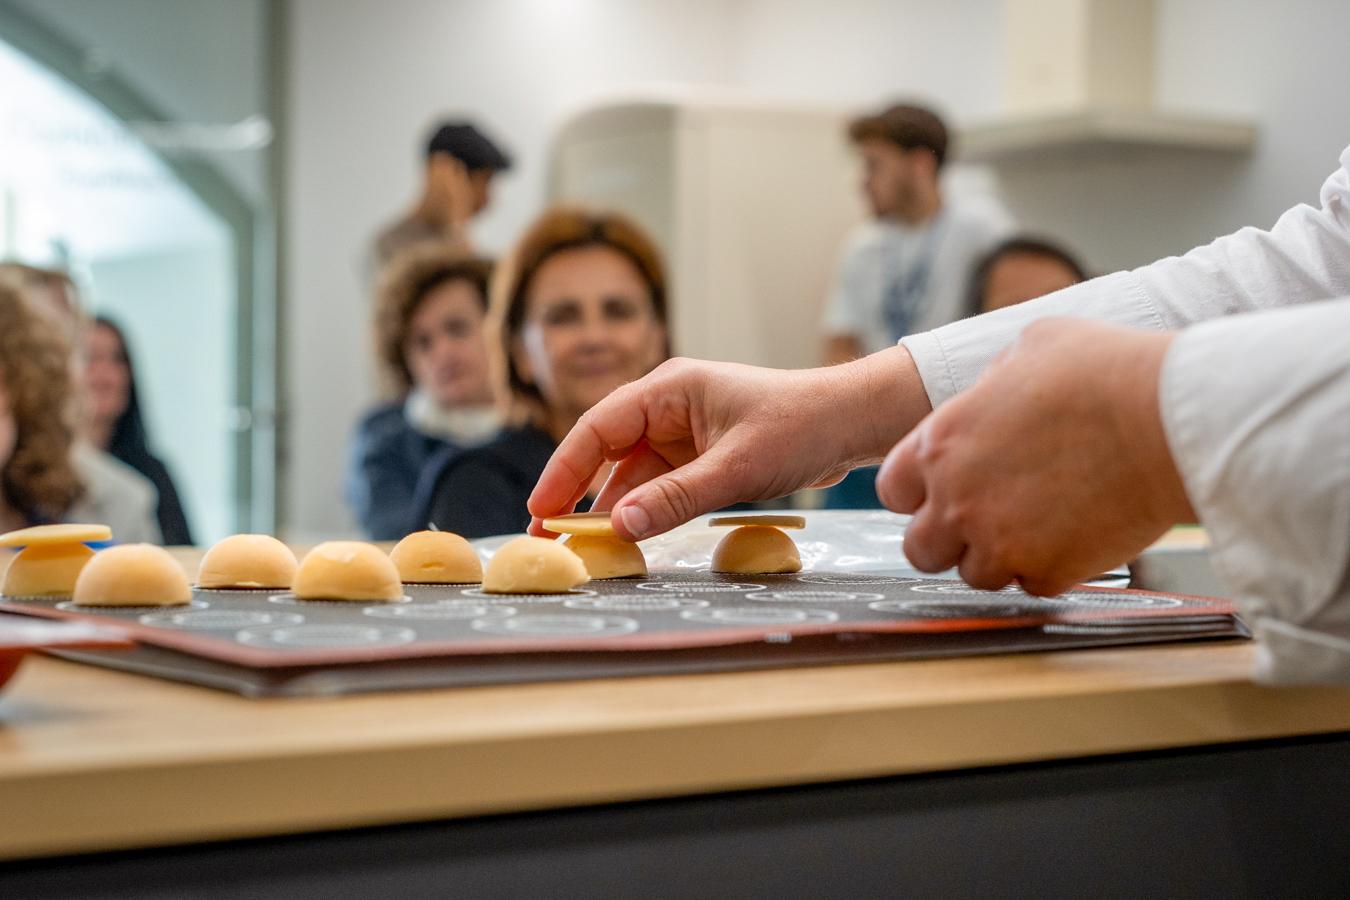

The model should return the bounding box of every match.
[197,534,298,589]
[708,515,806,530]
[3,543,95,597]
[73,544,192,607]
[711,525,802,575]
[293,541,403,602]
[0,523,112,547]
[563,534,647,579]
[389,530,482,584]
[482,536,590,594]
[540,511,617,537]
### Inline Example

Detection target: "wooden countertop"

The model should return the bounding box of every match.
[3,533,1350,861]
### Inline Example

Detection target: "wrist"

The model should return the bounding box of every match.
[828,344,933,466]
[1113,332,1197,525]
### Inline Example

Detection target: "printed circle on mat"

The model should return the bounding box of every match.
[1044,592,1184,610]
[268,592,411,606]
[869,599,1041,619]
[458,587,595,604]
[680,607,838,626]
[909,583,1024,595]
[746,590,884,603]
[58,599,207,613]
[363,602,515,620]
[796,574,917,586]
[565,594,709,612]
[237,624,416,649]
[636,581,765,593]
[470,614,638,637]
[139,609,303,629]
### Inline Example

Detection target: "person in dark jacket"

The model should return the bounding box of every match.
[348,248,500,539]
[81,317,193,545]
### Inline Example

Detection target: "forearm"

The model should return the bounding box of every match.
[904,147,1350,409]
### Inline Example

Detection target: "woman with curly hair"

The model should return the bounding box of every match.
[346,246,501,539]
[0,280,84,530]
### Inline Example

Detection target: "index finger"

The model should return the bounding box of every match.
[526,382,649,519]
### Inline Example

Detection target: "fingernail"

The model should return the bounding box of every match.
[620,504,651,540]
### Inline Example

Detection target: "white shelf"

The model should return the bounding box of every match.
[959,109,1258,164]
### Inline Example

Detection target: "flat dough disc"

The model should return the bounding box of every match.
[540,512,617,537]
[0,523,112,548]
[708,515,806,530]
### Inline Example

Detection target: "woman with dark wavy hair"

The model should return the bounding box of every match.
[82,317,194,545]
[0,281,84,530]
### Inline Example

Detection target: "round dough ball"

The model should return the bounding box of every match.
[3,543,95,597]
[293,541,403,602]
[711,525,802,575]
[197,534,298,589]
[563,534,647,579]
[73,544,192,607]
[390,530,482,584]
[482,536,590,594]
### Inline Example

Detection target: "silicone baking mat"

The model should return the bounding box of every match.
[0,569,1242,696]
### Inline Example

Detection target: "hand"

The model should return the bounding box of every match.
[877,318,1196,596]
[527,347,932,540]
[427,156,475,231]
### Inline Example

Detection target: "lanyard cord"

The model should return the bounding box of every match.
[882,209,947,342]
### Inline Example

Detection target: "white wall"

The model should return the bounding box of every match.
[285,0,744,538]
[285,0,1350,538]
[993,0,1350,275]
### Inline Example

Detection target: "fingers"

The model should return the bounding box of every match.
[611,440,752,541]
[527,384,649,519]
[900,503,966,573]
[875,424,928,514]
[592,441,674,512]
[957,548,1015,592]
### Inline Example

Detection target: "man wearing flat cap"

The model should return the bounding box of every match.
[370,120,513,276]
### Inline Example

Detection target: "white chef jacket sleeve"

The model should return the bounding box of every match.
[1160,298,1350,684]
[902,145,1350,408]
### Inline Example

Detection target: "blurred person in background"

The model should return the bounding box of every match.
[0,264,160,543]
[819,103,1013,509]
[0,280,84,532]
[822,102,1013,365]
[967,236,1088,316]
[419,208,669,537]
[82,317,194,545]
[370,120,513,277]
[348,247,500,539]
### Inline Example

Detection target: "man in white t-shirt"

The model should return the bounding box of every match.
[822,103,1012,365]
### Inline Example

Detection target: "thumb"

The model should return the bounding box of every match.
[611,444,748,540]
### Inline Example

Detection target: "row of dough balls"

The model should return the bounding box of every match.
[0,528,587,606]
[1,514,806,608]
